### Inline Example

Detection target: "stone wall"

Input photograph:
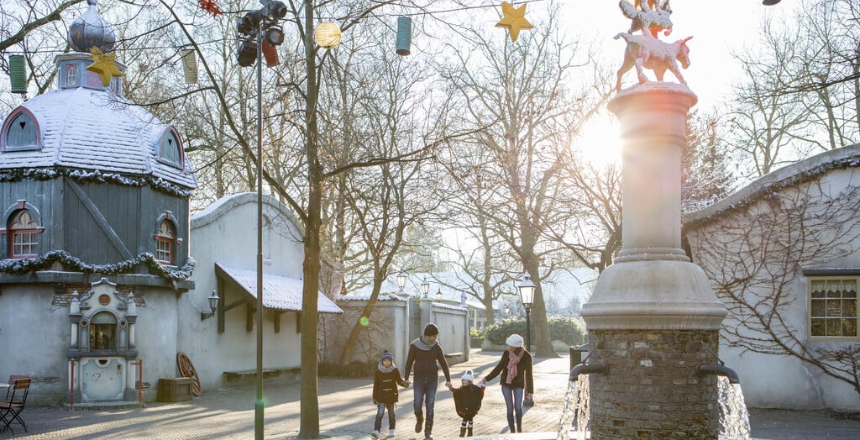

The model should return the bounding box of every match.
[588,329,719,440]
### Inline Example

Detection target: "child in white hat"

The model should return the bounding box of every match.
[451,369,485,437]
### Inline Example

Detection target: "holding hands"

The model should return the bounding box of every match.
[402,380,411,388]
[373,399,378,405]
[445,380,454,391]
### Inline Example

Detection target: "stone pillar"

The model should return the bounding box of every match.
[580,84,728,440]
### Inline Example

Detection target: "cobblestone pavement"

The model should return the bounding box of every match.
[4,350,859,439]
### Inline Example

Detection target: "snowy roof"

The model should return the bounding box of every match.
[684,143,860,227]
[215,264,342,314]
[0,87,196,189]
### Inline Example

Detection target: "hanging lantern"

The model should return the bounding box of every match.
[180,48,198,84]
[9,55,27,94]
[314,22,341,49]
[261,40,280,67]
[395,16,412,56]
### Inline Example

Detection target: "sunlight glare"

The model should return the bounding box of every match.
[576,117,622,167]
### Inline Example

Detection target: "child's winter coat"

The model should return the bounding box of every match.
[373,367,407,404]
[452,383,485,417]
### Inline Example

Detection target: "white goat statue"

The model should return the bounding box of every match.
[614,32,693,91]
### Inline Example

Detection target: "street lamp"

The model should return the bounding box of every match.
[234,2,287,439]
[504,306,510,317]
[421,277,430,298]
[396,271,407,294]
[200,289,220,320]
[518,272,535,407]
[436,288,443,301]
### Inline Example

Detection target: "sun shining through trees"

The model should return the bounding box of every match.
[575,117,622,168]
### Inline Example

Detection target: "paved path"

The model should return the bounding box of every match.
[4,350,859,439]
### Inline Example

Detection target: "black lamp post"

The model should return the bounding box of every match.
[436,288,443,301]
[421,277,430,298]
[518,272,535,407]
[235,2,286,439]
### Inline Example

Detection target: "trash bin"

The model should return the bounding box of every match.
[570,343,588,373]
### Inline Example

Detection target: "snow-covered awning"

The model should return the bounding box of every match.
[215,263,342,314]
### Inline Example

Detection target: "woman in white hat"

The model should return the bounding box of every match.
[481,333,533,433]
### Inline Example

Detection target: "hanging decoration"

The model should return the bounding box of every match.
[86,47,122,87]
[395,16,412,56]
[198,0,223,17]
[314,22,342,49]
[261,40,280,67]
[9,55,27,94]
[496,1,533,42]
[180,48,198,84]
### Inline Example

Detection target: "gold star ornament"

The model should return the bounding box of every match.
[496,1,533,42]
[86,47,123,87]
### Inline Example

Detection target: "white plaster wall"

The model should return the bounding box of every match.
[327,298,409,369]
[685,162,860,411]
[182,193,305,389]
[133,286,180,391]
[0,285,70,405]
[428,303,469,364]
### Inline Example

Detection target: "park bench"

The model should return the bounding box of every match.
[223,367,300,384]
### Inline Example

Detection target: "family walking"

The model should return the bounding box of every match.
[369,323,533,438]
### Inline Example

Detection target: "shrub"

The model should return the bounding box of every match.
[470,327,487,339]
[484,317,586,347]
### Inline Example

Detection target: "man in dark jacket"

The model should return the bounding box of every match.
[404,323,452,440]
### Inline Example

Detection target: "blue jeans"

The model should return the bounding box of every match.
[374,402,396,431]
[501,385,524,431]
[412,375,438,424]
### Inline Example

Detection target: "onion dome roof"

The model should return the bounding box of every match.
[68,0,116,53]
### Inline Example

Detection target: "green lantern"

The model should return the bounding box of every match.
[396,17,412,56]
[9,55,27,94]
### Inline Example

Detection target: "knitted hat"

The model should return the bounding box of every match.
[423,323,439,336]
[506,334,524,348]
[381,351,393,362]
[461,370,474,382]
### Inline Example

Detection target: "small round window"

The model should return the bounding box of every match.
[98,294,111,305]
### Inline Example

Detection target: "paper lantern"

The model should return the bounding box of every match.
[261,40,279,67]
[315,22,341,49]
[9,55,27,94]
[396,17,412,56]
[180,49,198,84]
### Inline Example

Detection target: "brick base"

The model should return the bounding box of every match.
[587,330,720,440]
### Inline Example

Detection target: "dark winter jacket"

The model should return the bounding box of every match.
[404,340,452,381]
[453,383,485,417]
[373,367,407,404]
[484,349,534,394]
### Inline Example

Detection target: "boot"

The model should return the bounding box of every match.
[467,427,473,437]
[459,428,467,437]
[414,413,423,433]
[424,422,433,440]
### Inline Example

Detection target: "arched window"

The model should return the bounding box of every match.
[90,311,117,350]
[1,108,40,152]
[155,220,176,264]
[66,64,78,88]
[8,209,42,258]
[158,128,183,167]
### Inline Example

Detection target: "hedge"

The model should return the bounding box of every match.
[484,317,585,346]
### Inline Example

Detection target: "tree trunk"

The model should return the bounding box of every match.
[299,1,321,437]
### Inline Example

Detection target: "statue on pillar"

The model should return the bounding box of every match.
[615,0,693,91]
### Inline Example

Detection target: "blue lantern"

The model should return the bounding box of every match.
[396,16,412,56]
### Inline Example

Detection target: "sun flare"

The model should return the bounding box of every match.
[576,117,622,167]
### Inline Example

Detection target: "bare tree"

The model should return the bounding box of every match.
[436,4,610,357]
[686,177,860,396]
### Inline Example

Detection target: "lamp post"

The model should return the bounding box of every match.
[436,288,443,301]
[396,271,407,295]
[421,277,430,298]
[235,2,286,439]
[518,272,535,407]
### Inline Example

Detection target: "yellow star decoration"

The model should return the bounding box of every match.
[86,47,123,87]
[496,2,533,42]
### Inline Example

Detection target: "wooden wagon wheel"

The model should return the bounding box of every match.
[177,352,202,397]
